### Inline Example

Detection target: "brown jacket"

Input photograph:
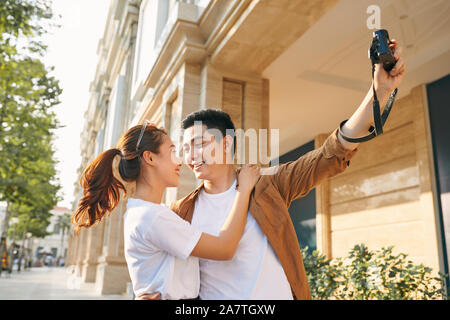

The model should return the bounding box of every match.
[170,128,358,300]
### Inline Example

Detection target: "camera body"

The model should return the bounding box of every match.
[369,29,396,72]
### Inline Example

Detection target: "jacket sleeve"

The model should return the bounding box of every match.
[269,128,358,206]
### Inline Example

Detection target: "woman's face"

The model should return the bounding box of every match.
[149,135,182,188]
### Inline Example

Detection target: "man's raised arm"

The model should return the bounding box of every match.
[269,39,406,206]
[338,39,405,151]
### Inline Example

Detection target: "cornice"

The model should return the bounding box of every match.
[144,20,206,90]
[138,0,251,106]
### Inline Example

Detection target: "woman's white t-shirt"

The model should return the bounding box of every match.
[123,198,202,299]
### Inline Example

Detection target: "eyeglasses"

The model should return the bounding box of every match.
[136,120,157,151]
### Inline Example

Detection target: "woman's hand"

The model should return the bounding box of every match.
[373,39,406,99]
[237,164,260,194]
[136,292,161,300]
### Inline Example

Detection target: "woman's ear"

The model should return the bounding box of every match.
[142,150,154,166]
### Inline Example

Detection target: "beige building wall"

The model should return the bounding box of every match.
[315,85,441,272]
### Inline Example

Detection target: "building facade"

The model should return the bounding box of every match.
[67,0,450,295]
[33,206,71,264]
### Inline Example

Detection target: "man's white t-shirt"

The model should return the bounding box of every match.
[191,180,293,300]
[123,198,202,299]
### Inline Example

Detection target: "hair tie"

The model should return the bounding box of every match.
[112,152,136,200]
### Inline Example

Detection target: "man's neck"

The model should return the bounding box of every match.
[203,165,237,194]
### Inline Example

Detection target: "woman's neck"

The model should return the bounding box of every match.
[133,175,165,204]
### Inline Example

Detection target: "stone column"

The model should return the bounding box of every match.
[95,200,130,295]
[199,61,222,110]
[66,232,76,266]
[75,228,88,276]
[81,221,105,283]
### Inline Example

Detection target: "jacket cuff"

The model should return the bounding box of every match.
[322,128,358,164]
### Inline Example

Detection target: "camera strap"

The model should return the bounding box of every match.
[338,63,398,143]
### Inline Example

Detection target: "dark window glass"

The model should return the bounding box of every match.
[274,140,316,252]
[427,73,450,290]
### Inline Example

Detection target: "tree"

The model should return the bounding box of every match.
[0,0,62,239]
[57,212,70,261]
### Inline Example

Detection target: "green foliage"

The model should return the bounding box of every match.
[302,244,448,300]
[0,0,53,37]
[0,0,62,238]
[302,246,343,299]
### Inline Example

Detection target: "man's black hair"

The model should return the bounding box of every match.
[182,109,236,153]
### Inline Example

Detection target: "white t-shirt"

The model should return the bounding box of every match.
[191,180,293,300]
[123,198,202,299]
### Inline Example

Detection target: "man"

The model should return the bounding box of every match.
[139,40,405,300]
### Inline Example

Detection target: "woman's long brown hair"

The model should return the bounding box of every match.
[71,124,166,235]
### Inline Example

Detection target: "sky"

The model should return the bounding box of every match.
[42,0,111,209]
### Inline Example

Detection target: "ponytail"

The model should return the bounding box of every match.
[72,148,126,235]
[72,123,167,235]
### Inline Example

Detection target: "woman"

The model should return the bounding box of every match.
[71,122,260,299]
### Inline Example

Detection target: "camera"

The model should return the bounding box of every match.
[369,29,397,72]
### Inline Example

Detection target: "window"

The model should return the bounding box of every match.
[165,95,180,204]
[103,76,125,149]
[154,0,172,47]
[133,0,158,87]
[169,95,180,145]
[133,0,180,90]
[53,223,60,235]
[95,127,105,156]
[427,73,450,291]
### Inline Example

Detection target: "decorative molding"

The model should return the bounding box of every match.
[143,21,206,90]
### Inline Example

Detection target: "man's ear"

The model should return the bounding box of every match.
[142,150,154,166]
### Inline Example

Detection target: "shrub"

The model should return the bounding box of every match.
[302,244,448,300]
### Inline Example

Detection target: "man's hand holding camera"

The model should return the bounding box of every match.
[337,32,406,151]
[373,39,406,102]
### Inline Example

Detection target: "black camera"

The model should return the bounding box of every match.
[369,29,396,72]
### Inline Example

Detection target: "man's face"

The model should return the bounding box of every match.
[182,124,229,180]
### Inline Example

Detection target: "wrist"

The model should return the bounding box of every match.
[237,189,252,197]
[372,79,390,97]
[372,86,389,102]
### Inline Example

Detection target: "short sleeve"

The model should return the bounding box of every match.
[144,206,202,260]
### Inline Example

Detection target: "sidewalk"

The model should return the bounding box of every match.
[0,266,131,300]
